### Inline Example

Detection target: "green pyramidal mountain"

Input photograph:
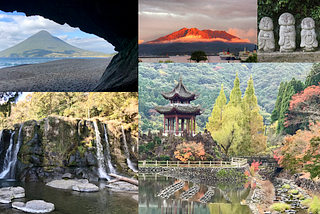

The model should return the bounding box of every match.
[0,30,110,57]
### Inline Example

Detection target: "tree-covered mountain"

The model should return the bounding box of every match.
[139,63,313,132]
[0,30,111,57]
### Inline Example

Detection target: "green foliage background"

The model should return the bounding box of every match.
[139,63,312,132]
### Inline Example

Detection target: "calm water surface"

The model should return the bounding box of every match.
[139,56,240,63]
[139,173,252,214]
[0,180,138,214]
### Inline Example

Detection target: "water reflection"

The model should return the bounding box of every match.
[139,173,252,214]
[0,180,138,214]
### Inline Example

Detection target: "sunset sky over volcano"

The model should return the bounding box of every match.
[139,0,257,44]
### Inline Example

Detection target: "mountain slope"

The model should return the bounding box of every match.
[0,30,109,57]
[139,27,256,55]
[145,28,240,44]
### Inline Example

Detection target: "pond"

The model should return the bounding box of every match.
[0,180,138,214]
[139,173,252,214]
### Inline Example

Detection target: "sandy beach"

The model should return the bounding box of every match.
[0,58,112,91]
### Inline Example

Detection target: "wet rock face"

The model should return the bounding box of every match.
[0,0,137,91]
[0,116,137,182]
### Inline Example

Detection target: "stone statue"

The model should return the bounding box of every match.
[278,12,296,52]
[258,17,275,52]
[300,17,318,51]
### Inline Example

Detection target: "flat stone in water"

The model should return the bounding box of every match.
[12,200,54,213]
[46,179,89,190]
[105,181,138,192]
[71,183,99,192]
[0,186,25,204]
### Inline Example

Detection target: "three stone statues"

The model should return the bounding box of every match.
[258,12,318,52]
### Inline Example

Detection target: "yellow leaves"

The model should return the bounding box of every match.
[174,141,206,162]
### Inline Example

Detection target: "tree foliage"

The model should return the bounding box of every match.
[305,63,320,87]
[189,51,208,63]
[139,63,311,132]
[174,141,206,162]
[206,74,266,156]
[274,123,320,177]
[0,92,138,130]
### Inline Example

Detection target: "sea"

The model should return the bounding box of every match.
[139,55,241,63]
[0,57,106,69]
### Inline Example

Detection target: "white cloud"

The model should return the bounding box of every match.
[0,13,114,53]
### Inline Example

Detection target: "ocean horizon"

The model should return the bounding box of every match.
[0,57,110,69]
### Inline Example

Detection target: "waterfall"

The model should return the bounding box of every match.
[0,130,3,155]
[103,124,116,174]
[93,121,109,180]
[121,126,138,172]
[0,124,23,179]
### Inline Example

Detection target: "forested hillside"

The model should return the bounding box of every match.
[139,63,312,132]
[0,92,138,130]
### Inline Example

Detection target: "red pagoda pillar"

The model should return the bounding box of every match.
[175,115,179,135]
[191,117,193,135]
[163,116,166,133]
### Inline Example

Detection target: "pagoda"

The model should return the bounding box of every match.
[154,77,204,136]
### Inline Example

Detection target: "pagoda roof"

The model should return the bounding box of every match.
[161,76,200,101]
[154,103,204,115]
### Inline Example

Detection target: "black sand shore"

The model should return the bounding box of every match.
[0,58,112,92]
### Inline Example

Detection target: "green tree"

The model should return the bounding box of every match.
[271,81,286,123]
[189,51,208,63]
[305,63,320,87]
[206,84,227,133]
[240,76,266,155]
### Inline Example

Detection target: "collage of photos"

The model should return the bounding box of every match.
[0,0,319,214]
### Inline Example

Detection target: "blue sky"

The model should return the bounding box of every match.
[0,11,115,53]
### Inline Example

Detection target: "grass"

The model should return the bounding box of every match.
[282,184,290,189]
[309,196,320,214]
[270,203,290,212]
[288,189,299,194]
[301,198,312,206]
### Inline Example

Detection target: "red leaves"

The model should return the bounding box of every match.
[251,160,261,172]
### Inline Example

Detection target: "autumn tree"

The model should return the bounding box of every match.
[206,74,267,156]
[240,75,266,155]
[174,141,206,162]
[206,84,227,133]
[285,84,320,129]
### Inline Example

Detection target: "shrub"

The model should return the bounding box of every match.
[146,142,155,150]
[309,196,320,214]
[301,198,312,206]
[154,136,161,145]
[249,165,255,176]
[270,203,290,212]
[251,160,261,172]
[139,145,146,154]
[244,170,250,178]
[282,184,290,189]
[174,141,206,162]
[288,189,299,194]
[217,169,227,178]
[160,155,170,161]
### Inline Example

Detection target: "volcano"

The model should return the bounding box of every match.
[139,28,256,56]
[0,30,110,57]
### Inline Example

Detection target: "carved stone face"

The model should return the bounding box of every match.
[301,17,315,30]
[259,17,273,31]
[278,13,295,26]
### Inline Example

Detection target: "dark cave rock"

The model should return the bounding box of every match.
[0,0,137,91]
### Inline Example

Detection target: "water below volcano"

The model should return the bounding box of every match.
[0,180,138,214]
[139,173,252,214]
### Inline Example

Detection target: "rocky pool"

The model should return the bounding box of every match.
[139,173,252,214]
[0,180,138,214]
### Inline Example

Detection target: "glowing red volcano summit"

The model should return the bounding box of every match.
[145,27,242,44]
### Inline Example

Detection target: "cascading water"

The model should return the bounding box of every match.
[0,130,3,155]
[121,126,138,172]
[93,121,109,180]
[0,124,23,179]
[103,124,116,174]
